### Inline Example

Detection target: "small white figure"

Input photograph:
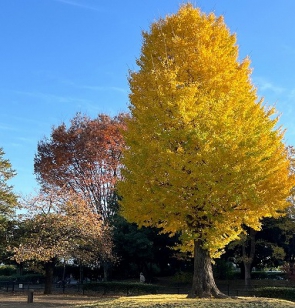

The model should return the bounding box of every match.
[140,272,145,283]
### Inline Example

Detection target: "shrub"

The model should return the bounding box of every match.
[15,273,44,283]
[213,260,235,280]
[251,271,269,280]
[254,287,295,301]
[172,271,192,284]
[252,271,285,280]
[0,265,17,276]
[83,281,158,295]
[0,275,15,282]
[281,262,295,281]
[0,273,44,283]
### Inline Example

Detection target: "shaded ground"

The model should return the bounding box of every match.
[0,293,105,308]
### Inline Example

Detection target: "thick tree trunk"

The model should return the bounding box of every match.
[187,239,226,298]
[44,262,54,294]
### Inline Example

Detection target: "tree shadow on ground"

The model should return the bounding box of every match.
[0,294,116,308]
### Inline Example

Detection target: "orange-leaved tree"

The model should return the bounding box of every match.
[117,4,295,298]
[12,189,112,294]
[34,113,127,220]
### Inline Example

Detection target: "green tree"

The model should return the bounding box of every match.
[112,215,179,280]
[224,214,295,283]
[225,145,295,284]
[118,4,295,298]
[0,148,17,225]
[0,148,17,261]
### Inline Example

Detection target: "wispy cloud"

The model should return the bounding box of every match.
[7,139,35,149]
[17,136,38,144]
[53,0,103,12]
[0,123,18,132]
[81,85,128,94]
[287,88,295,101]
[254,77,285,94]
[60,79,128,94]
[11,89,128,120]
[14,90,93,105]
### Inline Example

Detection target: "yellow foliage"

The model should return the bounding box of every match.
[118,4,295,257]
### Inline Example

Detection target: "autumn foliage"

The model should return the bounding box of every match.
[14,190,112,265]
[12,189,113,294]
[118,4,295,297]
[34,113,127,220]
[19,113,127,292]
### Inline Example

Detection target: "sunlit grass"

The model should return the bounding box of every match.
[77,294,295,307]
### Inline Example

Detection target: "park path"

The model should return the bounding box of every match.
[0,293,104,308]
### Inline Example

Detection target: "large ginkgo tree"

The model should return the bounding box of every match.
[118,4,295,298]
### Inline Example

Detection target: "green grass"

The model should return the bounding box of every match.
[76,294,295,308]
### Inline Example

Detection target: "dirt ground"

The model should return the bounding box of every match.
[0,292,105,308]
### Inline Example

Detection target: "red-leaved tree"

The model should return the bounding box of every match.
[34,113,127,220]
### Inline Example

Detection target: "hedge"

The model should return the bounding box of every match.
[252,271,285,280]
[0,273,44,283]
[83,281,158,295]
[254,287,295,301]
[0,265,17,276]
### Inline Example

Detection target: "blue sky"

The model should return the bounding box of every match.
[1,0,295,196]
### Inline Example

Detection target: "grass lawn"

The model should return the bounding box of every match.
[77,294,295,308]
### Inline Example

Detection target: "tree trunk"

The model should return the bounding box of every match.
[242,228,256,287]
[187,239,226,298]
[103,261,109,281]
[79,263,83,284]
[44,262,54,294]
[244,262,252,287]
[17,262,23,276]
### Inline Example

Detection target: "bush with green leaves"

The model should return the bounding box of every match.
[83,281,158,295]
[172,271,193,284]
[251,271,286,280]
[213,260,236,280]
[0,265,17,276]
[0,273,44,283]
[255,287,295,301]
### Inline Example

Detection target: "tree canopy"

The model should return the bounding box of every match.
[0,147,17,227]
[118,4,295,297]
[34,113,127,220]
[13,190,112,264]
[0,147,17,262]
[12,189,112,293]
